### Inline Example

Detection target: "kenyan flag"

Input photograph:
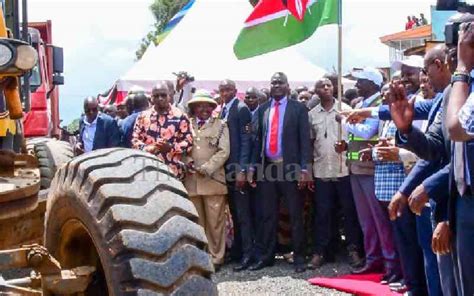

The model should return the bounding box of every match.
[234,0,339,59]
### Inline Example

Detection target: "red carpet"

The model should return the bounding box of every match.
[308,273,403,296]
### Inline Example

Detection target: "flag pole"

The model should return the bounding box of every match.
[337,0,343,173]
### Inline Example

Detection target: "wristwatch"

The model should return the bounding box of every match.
[451,71,472,86]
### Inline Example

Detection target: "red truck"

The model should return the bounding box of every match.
[22,21,63,138]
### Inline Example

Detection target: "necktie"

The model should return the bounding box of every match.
[454,141,467,196]
[221,106,227,119]
[269,101,280,154]
[198,120,205,129]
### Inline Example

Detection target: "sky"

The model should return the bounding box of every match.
[27,0,437,124]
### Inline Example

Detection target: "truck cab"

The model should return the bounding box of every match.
[22,21,63,138]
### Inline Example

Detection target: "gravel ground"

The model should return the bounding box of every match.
[214,257,353,296]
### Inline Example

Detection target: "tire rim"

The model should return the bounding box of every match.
[56,218,108,295]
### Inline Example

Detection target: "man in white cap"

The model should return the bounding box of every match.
[335,67,400,278]
[391,55,424,99]
[184,90,230,269]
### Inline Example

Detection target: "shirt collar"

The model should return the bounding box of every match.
[315,98,337,113]
[225,97,238,110]
[363,92,380,106]
[83,115,98,126]
[196,117,209,124]
[151,104,174,116]
[250,106,259,115]
[271,96,288,106]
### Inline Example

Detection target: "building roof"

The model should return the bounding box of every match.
[380,25,432,45]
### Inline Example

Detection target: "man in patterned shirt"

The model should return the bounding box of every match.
[131,82,193,179]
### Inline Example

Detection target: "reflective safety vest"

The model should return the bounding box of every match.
[347,134,378,162]
[346,96,382,163]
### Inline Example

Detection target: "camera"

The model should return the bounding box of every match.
[173,71,195,82]
[438,0,474,46]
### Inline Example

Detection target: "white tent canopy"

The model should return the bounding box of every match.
[118,0,328,92]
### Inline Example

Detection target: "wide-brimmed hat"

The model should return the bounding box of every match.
[187,90,218,109]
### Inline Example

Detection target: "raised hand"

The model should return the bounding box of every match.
[388,83,415,134]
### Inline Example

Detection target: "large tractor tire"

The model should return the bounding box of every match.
[44,148,216,296]
[26,138,74,189]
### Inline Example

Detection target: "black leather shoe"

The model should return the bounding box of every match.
[351,263,384,274]
[233,257,253,272]
[249,260,273,271]
[382,273,402,285]
[295,264,306,273]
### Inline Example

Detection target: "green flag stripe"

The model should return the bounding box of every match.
[234,0,338,60]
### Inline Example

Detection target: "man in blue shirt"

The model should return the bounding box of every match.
[336,67,400,277]
[250,72,311,273]
[76,97,121,155]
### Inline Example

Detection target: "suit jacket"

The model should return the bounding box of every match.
[225,99,252,173]
[253,99,311,174]
[120,111,140,148]
[397,89,447,200]
[396,88,474,227]
[79,113,121,150]
[184,117,230,196]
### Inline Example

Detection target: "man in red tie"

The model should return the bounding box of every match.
[248,72,312,273]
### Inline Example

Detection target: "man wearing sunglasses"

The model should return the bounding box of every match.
[76,96,121,155]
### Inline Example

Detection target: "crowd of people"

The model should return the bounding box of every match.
[75,12,474,296]
[405,13,429,30]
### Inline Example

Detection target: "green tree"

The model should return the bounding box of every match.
[135,0,188,60]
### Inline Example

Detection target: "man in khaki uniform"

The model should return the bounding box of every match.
[184,90,230,267]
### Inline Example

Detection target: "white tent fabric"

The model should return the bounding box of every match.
[118,0,327,92]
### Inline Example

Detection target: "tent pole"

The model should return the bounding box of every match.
[337,0,343,173]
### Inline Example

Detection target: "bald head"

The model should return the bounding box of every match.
[83,96,97,107]
[423,44,451,92]
[152,82,169,93]
[425,44,448,64]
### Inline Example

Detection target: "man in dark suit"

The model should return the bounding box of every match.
[344,46,455,295]
[389,17,474,294]
[217,80,254,271]
[249,72,312,273]
[76,97,121,155]
[244,87,263,234]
